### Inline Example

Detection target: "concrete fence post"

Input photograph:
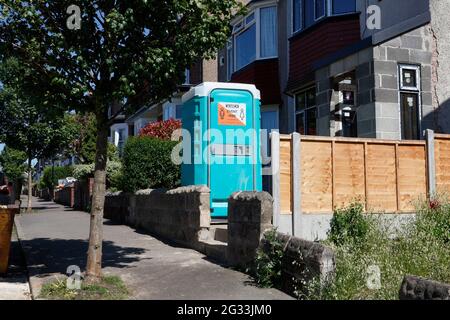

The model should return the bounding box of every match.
[426,129,436,196]
[270,131,280,228]
[291,132,302,237]
[227,192,274,268]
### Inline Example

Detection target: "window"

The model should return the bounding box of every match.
[332,0,356,15]
[292,0,356,34]
[231,4,277,73]
[226,39,233,81]
[260,6,277,58]
[295,87,317,135]
[400,93,419,140]
[175,105,182,119]
[399,65,420,91]
[118,128,125,156]
[163,103,183,120]
[245,12,255,24]
[293,0,303,32]
[398,64,421,140]
[183,68,190,85]
[314,0,326,20]
[235,23,256,70]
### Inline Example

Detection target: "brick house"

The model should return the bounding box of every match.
[218,0,450,139]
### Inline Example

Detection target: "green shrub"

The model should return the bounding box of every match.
[250,229,284,288]
[40,165,74,190]
[72,161,123,191]
[121,136,180,192]
[328,202,369,246]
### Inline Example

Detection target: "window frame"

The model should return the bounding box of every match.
[226,38,233,81]
[291,0,356,36]
[231,4,278,73]
[314,0,326,21]
[331,0,357,16]
[295,87,317,135]
[292,0,304,33]
[398,64,422,140]
[399,64,421,92]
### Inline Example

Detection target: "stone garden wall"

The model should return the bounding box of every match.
[104,186,211,247]
[399,275,450,300]
[227,191,336,296]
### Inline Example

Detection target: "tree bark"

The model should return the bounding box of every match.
[85,115,109,282]
[27,158,32,212]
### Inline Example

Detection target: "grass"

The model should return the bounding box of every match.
[39,275,129,300]
[304,197,450,300]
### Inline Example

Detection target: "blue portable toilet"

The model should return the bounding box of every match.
[181,82,262,218]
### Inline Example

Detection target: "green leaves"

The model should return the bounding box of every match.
[0,146,27,181]
[1,0,241,116]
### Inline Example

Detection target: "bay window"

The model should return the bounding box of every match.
[292,0,356,33]
[230,4,278,73]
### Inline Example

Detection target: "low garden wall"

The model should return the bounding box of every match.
[399,275,450,300]
[74,178,94,212]
[227,191,335,296]
[104,185,211,247]
[54,185,75,207]
[50,178,93,211]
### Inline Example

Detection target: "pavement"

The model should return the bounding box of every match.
[15,196,292,300]
[0,228,31,300]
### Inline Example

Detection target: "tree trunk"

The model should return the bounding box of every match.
[27,158,32,212]
[85,116,109,282]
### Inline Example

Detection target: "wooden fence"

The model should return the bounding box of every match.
[435,133,450,195]
[271,130,450,236]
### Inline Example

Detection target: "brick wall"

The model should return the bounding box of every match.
[287,14,361,91]
[231,58,281,105]
[74,178,93,212]
[54,186,74,207]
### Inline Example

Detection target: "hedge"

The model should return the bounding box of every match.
[121,136,180,192]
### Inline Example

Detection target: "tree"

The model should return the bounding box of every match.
[0,58,77,211]
[0,0,242,281]
[0,146,27,195]
[67,112,119,163]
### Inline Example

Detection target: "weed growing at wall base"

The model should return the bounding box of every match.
[305,198,450,300]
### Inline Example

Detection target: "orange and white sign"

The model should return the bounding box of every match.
[218,102,246,126]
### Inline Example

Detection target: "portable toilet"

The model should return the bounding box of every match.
[181,82,262,218]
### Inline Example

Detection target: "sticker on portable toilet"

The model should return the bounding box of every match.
[218,102,246,126]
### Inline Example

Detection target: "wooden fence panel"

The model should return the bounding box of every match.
[397,144,427,211]
[333,142,366,209]
[366,143,398,212]
[274,133,438,220]
[301,140,332,213]
[435,134,450,195]
[279,136,292,214]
